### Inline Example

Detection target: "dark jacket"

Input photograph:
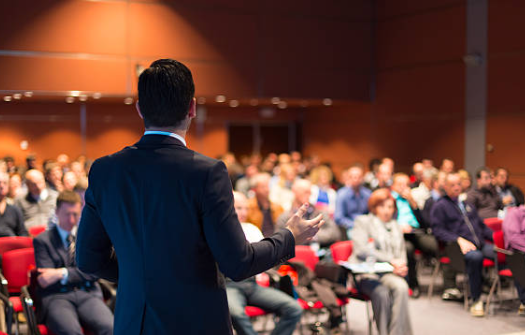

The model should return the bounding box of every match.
[466,186,503,220]
[430,195,493,247]
[76,135,295,335]
[504,184,525,206]
[33,226,101,321]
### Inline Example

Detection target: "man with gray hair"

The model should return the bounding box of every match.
[0,172,28,237]
[15,169,58,229]
[411,168,438,210]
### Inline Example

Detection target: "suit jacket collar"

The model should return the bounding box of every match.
[134,134,186,148]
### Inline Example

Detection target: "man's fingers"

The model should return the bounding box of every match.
[294,203,309,220]
[306,214,323,226]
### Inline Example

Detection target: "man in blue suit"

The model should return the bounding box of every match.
[34,190,113,335]
[76,59,323,335]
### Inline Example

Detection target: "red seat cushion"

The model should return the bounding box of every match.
[9,297,22,313]
[245,306,267,317]
[483,259,495,267]
[499,269,513,277]
[440,257,450,264]
[38,325,49,335]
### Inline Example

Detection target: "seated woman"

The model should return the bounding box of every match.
[349,188,413,335]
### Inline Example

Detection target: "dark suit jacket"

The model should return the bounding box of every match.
[33,226,102,321]
[76,135,295,335]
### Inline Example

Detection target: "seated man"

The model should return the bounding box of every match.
[34,191,113,335]
[391,173,438,297]
[334,166,371,239]
[502,205,525,315]
[15,169,58,229]
[0,172,28,237]
[493,167,524,210]
[227,192,302,335]
[278,179,340,249]
[466,167,503,220]
[246,173,284,238]
[431,173,495,317]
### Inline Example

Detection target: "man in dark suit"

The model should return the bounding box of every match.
[34,190,113,335]
[76,59,323,335]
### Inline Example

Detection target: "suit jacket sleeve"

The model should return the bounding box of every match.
[201,161,295,281]
[76,163,118,282]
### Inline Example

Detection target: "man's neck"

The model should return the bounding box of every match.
[0,197,6,215]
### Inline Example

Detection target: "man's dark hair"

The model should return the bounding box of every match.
[56,190,82,209]
[475,166,491,179]
[138,59,195,128]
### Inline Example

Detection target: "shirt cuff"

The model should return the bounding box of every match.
[60,268,69,285]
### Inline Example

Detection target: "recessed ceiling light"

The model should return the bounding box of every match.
[93,92,102,99]
[124,97,133,105]
[65,97,75,103]
[13,93,22,100]
[79,95,88,102]
[271,97,280,104]
[3,96,12,102]
[24,92,33,98]
[229,100,239,107]
[322,98,333,106]
[70,91,81,97]
[215,95,226,103]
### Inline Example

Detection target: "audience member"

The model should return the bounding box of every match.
[269,164,296,212]
[247,173,284,237]
[227,192,302,335]
[410,162,424,188]
[350,189,413,335]
[431,173,495,317]
[467,167,503,219]
[391,173,438,297]
[411,168,437,210]
[62,171,78,192]
[501,205,525,315]
[34,190,113,335]
[363,158,381,188]
[277,179,340,248]
[370,163,393,191]
[15,169,58,228]
[235,164,259,196]
[440,158,455,174]
[0,172,28,237]
[493,167,524,209]
[334,166,371,239]
[45,163,64,192]
[309,165,337,216]
[3,156,17,174]
[7,173,22,205]
[458,169,472,202]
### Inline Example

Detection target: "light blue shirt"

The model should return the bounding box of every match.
[391,191,420,228]
[55,225,71,284]
[144,131,186,146]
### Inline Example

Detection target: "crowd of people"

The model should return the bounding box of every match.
[0,151,524,335]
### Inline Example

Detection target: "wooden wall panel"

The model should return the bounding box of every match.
[0,56,128,93]
[377,4,465,70]
[377,0,465,19]
[488,0,525,54]
[0,0,127,55]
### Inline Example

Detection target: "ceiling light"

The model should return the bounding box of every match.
[13,93,22,100]
[3,96,12,102]
[322,98,333,106]
[79,95,88,102]
[124,97,133,105]
[229,100,239,107]
[271,97,280,104]
[24,92,33,98]
[70,91,81,97]
[93,92,102,99]
[215,95,226,103]
[65,97,75,103]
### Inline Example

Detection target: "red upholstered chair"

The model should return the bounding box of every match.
[28,226,47,238]
[484,218,503,232]
[485,230,515,314]
[0,237,33,260]
[1,248,35,334]
[330,241,374,335]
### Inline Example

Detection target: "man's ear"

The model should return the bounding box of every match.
[136,101,144,120]
[188,98,196,119]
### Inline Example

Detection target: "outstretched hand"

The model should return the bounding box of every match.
[285,203,324,245]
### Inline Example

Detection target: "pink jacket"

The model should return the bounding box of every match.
[502,206,525,252]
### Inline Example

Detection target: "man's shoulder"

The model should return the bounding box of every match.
[33,227,54,244]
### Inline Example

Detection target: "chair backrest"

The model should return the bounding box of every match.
[289,245,319,271]
[0,236,33,257]
[493,230,506,264]
[445,242,466,273]
[28,225,47,238]
[507,251,525,287]
[330,241,353,263]
[2,248,35,293]
[484,218,503,232]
